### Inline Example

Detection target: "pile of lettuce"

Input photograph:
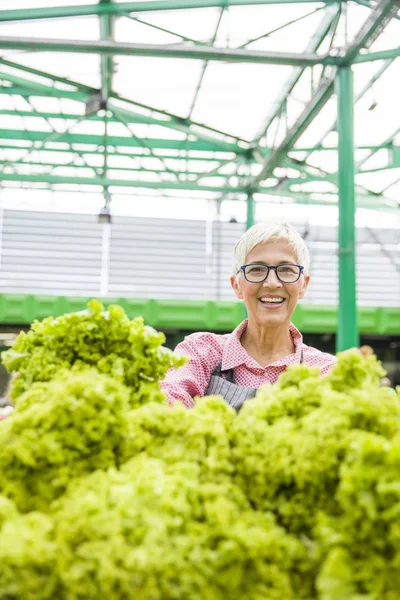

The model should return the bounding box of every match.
[0,301,399,600]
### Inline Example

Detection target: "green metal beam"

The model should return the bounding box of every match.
[240,6,324,49]
[253,4,340,143]
[18,95,97,178]
[356,126,400,171]
[251,75,334,187]
[342,0,400,65]
[0,128,241,152]
[99,0,114,101]
[0,114,95,177]
[336,67,358,351]
[187,8,224,120]
[0,70,89,101]
[0,109,121,122]
[0,159,233,178]
[0,116,396,155]
[0,57,249,146]
[123,14,205,45]
[113,109,181,182]
[110,104,245,153]
[0,142,237,162]
[354,0,400,22]
[296,58,394,163]
[251,0,400,189]
[0,36,329,67]
[0,81,246,153]
[99,0,114,210]
[0,171,396,211]
[0,171,247,192]
[110,96,249,145]
[0,1,344,22]
[246,193,255,229]
[0,58,97,93]
[353,47,400,64]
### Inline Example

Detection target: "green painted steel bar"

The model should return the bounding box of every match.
[356,125,400,171]
[113,109,181,182]
[0,70,89,101]
[354,0,400,22]
[0,57,97,93]
[0,117,394,154]
[20,95,97,178]
[110,96,249,145]
[342,0,400,65]
[0,57,248,147]
[100,0,113,100]
[0,159,233,178]
[336,67,358,351]
[353,47,400,64]
[240,6,324,48]
[100,0,114,210]
[251,0,400,191]
[110,104,245,152]
[0,128,240,152]
[253,4,339,143]
[0,294,398,335]
[0,171,246,193]
[187,7,224,119]
[124,14,204,45]
[0,36,328,67]
[0,171,394,211]
[246,193,255,229]
[0,142,238,162]
[298,58,394,163]
[252,75,335,186]
[0,1,342,22]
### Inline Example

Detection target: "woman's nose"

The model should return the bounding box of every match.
[262,269,282,287]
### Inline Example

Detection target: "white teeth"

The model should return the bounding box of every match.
[260,298,284,303]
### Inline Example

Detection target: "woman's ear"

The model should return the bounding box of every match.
[298,274,310,300]
[230,275,243,299]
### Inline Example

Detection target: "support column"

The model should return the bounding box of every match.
[246,192,255,230]
[336,66,359,351]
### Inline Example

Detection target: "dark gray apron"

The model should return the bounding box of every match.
[205,349,304,412]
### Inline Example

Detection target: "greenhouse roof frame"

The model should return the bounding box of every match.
[0,0,398,213]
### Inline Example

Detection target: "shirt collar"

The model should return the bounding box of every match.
[221,319,303,370]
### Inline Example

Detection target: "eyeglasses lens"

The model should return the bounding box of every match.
[244,265,300,283]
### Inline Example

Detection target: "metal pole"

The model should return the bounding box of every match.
[336,67,359,351]
[246,193,255,230]
[0,36,326,67]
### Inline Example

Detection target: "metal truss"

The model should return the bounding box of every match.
[0,0,398,207]
[0,0,399,349]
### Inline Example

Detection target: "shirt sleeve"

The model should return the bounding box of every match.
[319,354,337,376]
[301,344,337,377]
[160,333,223,408]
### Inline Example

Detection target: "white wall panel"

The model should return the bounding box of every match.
[0,209,398,307]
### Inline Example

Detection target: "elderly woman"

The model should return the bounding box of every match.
[161,221,336,410]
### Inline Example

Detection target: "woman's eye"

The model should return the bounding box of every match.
[249,266,265,273]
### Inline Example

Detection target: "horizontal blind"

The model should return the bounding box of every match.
[0,210,398,307]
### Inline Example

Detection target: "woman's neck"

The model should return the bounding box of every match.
[240,320,295,367]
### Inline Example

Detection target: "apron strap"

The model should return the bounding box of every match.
[211,362,235,383]
[212,345,303,384]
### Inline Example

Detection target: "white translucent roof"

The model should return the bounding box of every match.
[0,0,399,221]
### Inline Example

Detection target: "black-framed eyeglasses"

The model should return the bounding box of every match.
[239,263,304,283]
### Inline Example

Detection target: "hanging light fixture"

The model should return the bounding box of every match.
[98,205,112,224]
[98,190,112,224]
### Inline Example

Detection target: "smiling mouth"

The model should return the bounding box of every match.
[259,298,286,306]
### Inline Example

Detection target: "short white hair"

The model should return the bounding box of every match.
[232,221,310,276]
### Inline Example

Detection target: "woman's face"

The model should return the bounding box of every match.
[230,239,310,328]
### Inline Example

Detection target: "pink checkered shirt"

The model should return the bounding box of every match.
[161,320,336,408]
